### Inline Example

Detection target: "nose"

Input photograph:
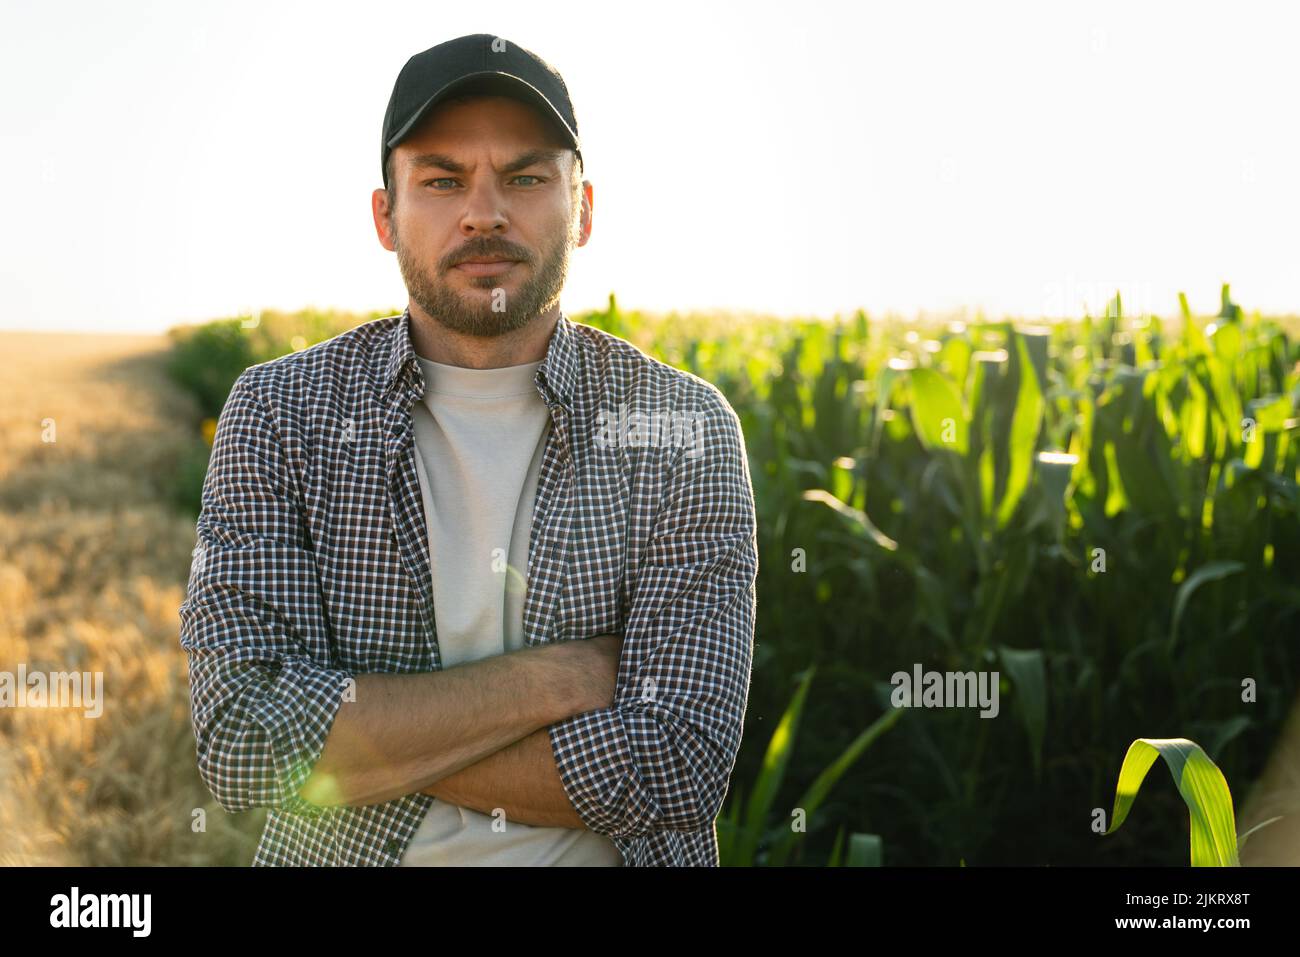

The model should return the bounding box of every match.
[459,177,508,237]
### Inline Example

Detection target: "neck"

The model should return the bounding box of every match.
[408,304,560,368]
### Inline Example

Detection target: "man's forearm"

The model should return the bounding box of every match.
[300,642,593,808]
[421,726,588,829]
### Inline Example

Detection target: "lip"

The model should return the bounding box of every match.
[453,259,519,277]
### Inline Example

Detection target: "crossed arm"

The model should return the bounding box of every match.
[420,728,585,829]
[295,633,624,811]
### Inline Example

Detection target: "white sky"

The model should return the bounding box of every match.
[1,0,1297,333]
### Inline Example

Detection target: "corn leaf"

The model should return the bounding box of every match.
[1103,737,1239,866]
[910,368,969,455]
[997,333,1045,526]
[1169,560,1246,650]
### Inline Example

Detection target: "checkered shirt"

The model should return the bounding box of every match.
[178,308,758,865]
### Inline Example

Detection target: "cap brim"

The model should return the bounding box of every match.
[385,71,579,152]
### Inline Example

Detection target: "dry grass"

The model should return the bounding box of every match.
[0,331,263,865]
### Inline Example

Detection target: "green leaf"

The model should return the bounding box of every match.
[909,368,969,455]
[1247,393,1292,432]
[1218,282,1241,322]
[1210,321,1242,365]
[1102,440,1127,516]
[717,781,744,864]
[766,706,905,866]
[869,367,901,458]
[1034,450,1078,533]
[734,667,817,865]
[801,488,899,552]
[1103,737,1239,866]
[826,826,846,866]
[938,336,972,392]
[1169,561,1246,650]
[913,566,955,646]
[998,646,1047,778]
[997,333,1045,526]
[979,444,996,520]
[1093,368,1182,520]
[1181,375,1208,460]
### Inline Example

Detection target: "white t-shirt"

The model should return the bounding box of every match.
[398,351,623,866]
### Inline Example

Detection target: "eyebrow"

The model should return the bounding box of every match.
[408,149,565,176]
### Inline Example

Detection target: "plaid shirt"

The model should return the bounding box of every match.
[179,308,758,866]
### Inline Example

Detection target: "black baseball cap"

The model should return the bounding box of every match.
[380,34,582,189]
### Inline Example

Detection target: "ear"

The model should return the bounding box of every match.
[372,188,396,251]
[575,180,594,248]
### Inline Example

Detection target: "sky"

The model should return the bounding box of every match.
[1,0,1297,334]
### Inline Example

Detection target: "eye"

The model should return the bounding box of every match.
[420,175,545,189]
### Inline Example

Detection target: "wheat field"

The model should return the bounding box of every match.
[0,331,262,865]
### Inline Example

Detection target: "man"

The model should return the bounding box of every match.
[179,34,758,866]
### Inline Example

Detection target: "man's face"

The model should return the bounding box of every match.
[373,94,590,339]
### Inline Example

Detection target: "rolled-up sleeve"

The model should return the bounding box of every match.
[548,389,758,838]
[179,371,353,816]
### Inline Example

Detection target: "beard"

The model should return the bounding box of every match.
[393,214,577,339]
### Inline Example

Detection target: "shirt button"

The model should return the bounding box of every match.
[384,838,403,854]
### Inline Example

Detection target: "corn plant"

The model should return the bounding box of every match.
[1102,736,1283,866]
[718,665,903,866]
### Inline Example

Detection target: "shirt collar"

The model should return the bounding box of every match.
[381,307,578,412]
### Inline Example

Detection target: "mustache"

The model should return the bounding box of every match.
[443,241,534,270]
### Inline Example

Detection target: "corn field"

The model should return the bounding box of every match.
[582,286,1300,864]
